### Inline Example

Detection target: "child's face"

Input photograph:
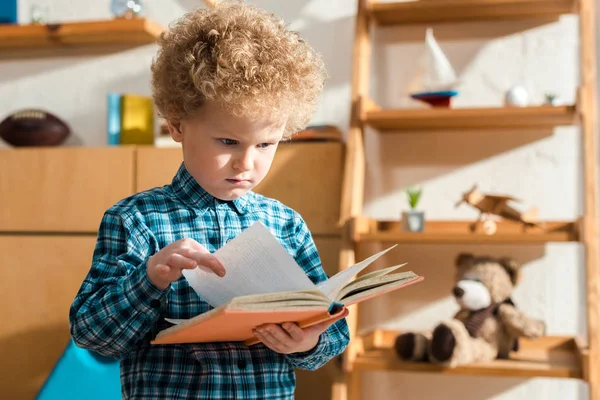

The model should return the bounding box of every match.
[169,101,285,201]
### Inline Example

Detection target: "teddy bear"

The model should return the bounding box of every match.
[394,253,546,367]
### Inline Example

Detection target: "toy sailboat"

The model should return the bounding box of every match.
[409,28,459,108]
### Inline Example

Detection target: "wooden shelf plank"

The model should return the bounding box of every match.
[370,0,576,26]
[357,219,578,243]
[0,18,163,59]
[356,329,584,379]
[364,105,578,132]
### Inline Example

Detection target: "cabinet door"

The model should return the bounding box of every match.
[136,143,344,235]
[254,142,343,235]
[0,235,97,399]
[0,147,135,232]
[136,146,182,192]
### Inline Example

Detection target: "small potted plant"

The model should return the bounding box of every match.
[543,92,563,106]
[402,187,425,232]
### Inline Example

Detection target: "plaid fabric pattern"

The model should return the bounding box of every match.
[69,162,350,399]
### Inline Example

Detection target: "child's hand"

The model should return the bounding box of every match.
[252,308,349,354]
[147,238,226,290]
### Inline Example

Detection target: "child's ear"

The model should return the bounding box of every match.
[167,121,183,142]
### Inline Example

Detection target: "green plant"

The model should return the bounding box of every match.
[406,187,423,210]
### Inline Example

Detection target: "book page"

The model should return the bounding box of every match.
[317,244,397,301]
[337,271,417,301]
[340,273,423,306]
[182,221,316,307]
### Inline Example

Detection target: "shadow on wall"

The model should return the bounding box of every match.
[0,324,71,400]
[363,127,554,202]
[371,18,561,109]
[0,58,82,84]
[372,33,487,109]
[355,242,547,332]
[374,19,559,42]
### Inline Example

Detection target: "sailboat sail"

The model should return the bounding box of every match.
[412,28,458,93]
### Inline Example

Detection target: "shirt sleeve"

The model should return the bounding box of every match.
[69,210,169,359]
[283,214,350,371]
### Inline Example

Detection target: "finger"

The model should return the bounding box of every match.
[305,308,349,336]
[265,325,295,347]
[281,322,304,341]
[255,327,290,352]
[254,331,282,353]
[156,263,172,276]
[189,252,226,277]
[166,253,197,270]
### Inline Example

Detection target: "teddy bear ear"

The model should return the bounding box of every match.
[455,252,474,267]
[499,257,521,284]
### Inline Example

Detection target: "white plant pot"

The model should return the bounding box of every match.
[402,210,425,232]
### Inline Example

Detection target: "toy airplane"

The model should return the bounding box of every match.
[455,185,540,234]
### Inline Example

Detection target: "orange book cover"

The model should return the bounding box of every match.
[151,272,424,346]
[149,222,424,347]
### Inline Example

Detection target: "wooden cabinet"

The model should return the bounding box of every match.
[0,147,135,232]
[136,146,182,192]
[0,143,344,399]
[0,236,97,399]
[137,142,344,235]
[254,142,343,236]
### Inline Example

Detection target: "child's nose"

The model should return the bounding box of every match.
[234,151,254,171]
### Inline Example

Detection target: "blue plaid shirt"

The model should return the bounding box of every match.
[69,162,350,399]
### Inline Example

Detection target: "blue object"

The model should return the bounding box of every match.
[328,301,344,313]
[36,339,121,400]
[410,90,459,99]
[107,92,121,146]
[0,0,17,24]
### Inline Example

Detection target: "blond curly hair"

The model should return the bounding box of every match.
[150,0,327,137]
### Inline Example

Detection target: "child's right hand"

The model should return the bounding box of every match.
[147,238,226,290]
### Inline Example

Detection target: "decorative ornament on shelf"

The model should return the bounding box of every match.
[455,184,541,235]
[30,4,49,25]
[543,92,564,106]
[504,85,529,107]
[110,0,143,19]
[401,187,425,232]
[409,28,459,108]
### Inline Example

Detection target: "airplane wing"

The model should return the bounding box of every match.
[485,194,521,203]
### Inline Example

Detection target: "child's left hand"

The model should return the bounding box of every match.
[253,308,349,354]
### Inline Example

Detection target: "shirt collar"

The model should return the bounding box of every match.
[170,162,249,214]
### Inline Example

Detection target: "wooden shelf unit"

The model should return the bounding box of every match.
[356,329,585,379]
[0,18,163,58]
[363,103,578,132]
[370,0,577,26]
[336,0,599,399]
[353,218,579,244]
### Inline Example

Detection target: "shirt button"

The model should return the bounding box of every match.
[150,299,161,308]
[237,359,246,370]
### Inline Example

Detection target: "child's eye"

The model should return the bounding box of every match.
[219,138,238,146]
[257,143,274,149]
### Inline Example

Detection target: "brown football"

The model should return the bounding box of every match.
[0,109,71,147]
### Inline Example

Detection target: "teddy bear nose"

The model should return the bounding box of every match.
[453,286,465,298]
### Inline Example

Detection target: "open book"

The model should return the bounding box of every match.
[151,222,424,346]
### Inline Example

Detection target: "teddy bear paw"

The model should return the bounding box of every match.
[526,319,546,339]
[430,324,456,363]
[394,332,429,362]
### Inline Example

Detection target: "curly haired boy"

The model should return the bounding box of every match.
[69,1,350,399]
